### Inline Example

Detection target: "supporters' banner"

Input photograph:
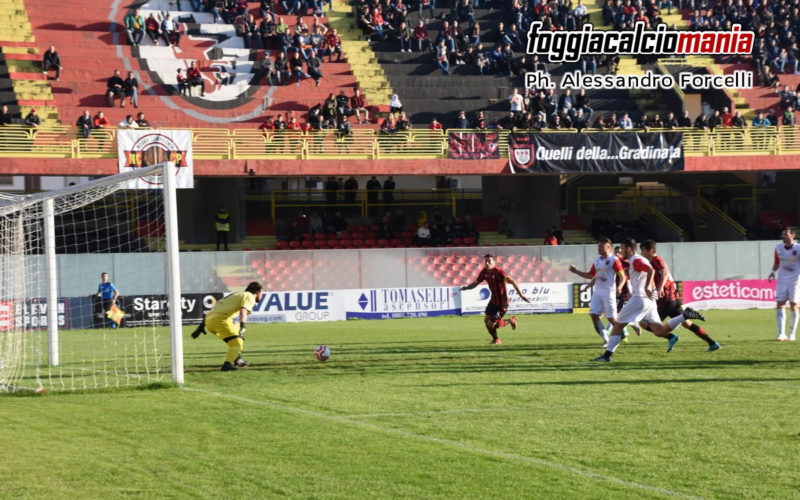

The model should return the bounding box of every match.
[460,283,572,315]
[509,132,684,173]
[345,286,460,319]
[248,290,346,323]
[448,132,501,160]
[0,299,69,330]
[117,129,194,189]
[682,280,775,310]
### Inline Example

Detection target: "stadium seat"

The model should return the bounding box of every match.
[289,240,301,249]
[314,233,326,240]
[464,237,476,245]
[302,240,315,249]
[327,239,339,247]
[276,240,289,250]
[365,239,377,247]
[314,240,328,249]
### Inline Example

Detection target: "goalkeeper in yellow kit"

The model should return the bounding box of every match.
[191,281,263,371]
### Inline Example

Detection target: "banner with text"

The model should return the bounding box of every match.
[682,279,775,310]
[448,132,501,160]
[460,283,572,315]
[346,286,460,319]
[509,132,684,173]
[249,290,346,323]
[0,299,69,331]
[117,129,194,188]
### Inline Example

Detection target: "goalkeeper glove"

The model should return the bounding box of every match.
[239,322,246,341]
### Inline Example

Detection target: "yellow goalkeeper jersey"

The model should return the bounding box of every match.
[207,291,256,320]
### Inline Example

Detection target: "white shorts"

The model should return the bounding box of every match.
[617,296,661,325]
[589,290,617,319]
[776,281,800,303]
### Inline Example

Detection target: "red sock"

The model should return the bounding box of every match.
[496,319,506,328]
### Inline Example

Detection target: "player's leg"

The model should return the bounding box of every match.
[593,297,640,361]
[484,314,500,344]
[789,302,799,341]
[208,316,243,370]
[671,298,718,350]
[589,293,609,345]
[776,282,789,340]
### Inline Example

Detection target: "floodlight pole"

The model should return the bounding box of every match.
[163,162,184,384]
[43,198,59,366]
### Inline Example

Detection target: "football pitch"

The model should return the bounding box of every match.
[1,309,798,499]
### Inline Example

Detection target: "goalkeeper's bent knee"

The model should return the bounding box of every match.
[223,335,244,363]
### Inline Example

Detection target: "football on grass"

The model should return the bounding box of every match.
[314,345,330,361]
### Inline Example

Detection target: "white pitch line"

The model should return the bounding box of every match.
[183,386,705,500]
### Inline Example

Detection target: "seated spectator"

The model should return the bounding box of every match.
[289,51,309,86]
[135,112,151,128]
[216,66,232,86]
[122,71,139,108]
[380,115,397,134]
[462,215,478,242]
[274,52,289,85]
[413,20,432,53]
[145,13,161,44]
[161,14,181,47]
[413,222,432,246]
[118,114,139,128]
[429,117,443,130]
[335,90,351,120]
[273,113,287,129]
[306,49,323,87]
[256,52,276,85]
[308,211,324,233]
[752,112,770,127]
[326,28,343,62]
[106,69,126,107]
[330,210,349,235]
[544,230,558,245]
[390,94,403,114]
[93,110,109,129]
[351,88,369,124]
[176,68,189,95]
[396,111,411,131]
[573,109,588,132]
[76,110,93,138]
[398,21,412,52]
[24,108,40,129]
[42,45,62,81]
[472,110,487,129]
[124,8,145,46]
[0,104,12,125]
[417,210,428,228]
[258,115,275,131]
[187,61,206,96]
[434,40,450,75]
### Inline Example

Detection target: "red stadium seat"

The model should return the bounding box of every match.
[275,240,289,250]
[314,240,328,249]
[464,237,476,245]
[302,233,314,240]
[377,238,390,247]
[314,233,326,240]
[328,239,339,247]
[302,240,314,249]
[289,240,301,249]
[365,239,377,247]
[390,238,402,247]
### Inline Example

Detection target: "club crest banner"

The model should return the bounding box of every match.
[117,129,194,189]
[508,132,684,173]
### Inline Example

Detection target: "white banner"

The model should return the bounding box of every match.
[345,286,460,319]
[248,290,346,323]
[117,129,194,189]
[460,282,572,315]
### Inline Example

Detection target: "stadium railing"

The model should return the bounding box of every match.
[0,125,790,159]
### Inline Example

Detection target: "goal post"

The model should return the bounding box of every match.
[0,163,184,393]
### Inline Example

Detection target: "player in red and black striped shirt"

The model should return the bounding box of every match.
[460,254,530,344]
[640,239,720,351]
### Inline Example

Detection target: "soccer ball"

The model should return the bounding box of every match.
[314,345,331,361]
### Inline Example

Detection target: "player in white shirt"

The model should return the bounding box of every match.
[569,238,625,347]
[768,228,800,341]
[592,238,705,362]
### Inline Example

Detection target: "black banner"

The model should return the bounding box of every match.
[448,132,501,160]
[509,132,684,173]
[120,293,223,327]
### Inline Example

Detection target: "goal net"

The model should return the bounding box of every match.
[0,164,182,393]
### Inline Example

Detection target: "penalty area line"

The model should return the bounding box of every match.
[183,386,705,500]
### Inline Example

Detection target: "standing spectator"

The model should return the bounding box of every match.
[678,110,692,127]
[455,110,468,128]
[161,14,182,47]
[324,176,338,205]
[118,114,139,128]
[351,88,369,124]
[106,69,126,107]
[343,176,358,208]
[76,110,93,139]
[720,107,733,127]
[382,176,395,204]
[429,117,443,130]
[24,108,40,129]
[366,176,381,214]
[215,206,231,251]
[95,272,120,329]
[544,230,558,245]
[509,87,524,116]
[618,112,633,129]
[42,45,62,81]
[122,71,139,108]
[187,61,206,96]
[145,13,161,45]
[124,8,145,46]
[707,109,722,130]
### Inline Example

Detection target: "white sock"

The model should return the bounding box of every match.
[790,310,798,338]
[777,308,786,337]
[666,315,685,331]
[607,335,623,353]
[593,318,608,341]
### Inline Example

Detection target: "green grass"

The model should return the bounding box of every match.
[2,310,799,499]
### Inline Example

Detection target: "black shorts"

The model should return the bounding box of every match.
[657,299,683,321]
[484,302,508,320]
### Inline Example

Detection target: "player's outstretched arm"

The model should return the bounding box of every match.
[568,265,593,280]
[460,279,480,291]
[507,277,531,303]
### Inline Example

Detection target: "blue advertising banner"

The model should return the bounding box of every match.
[346,287,460,319]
